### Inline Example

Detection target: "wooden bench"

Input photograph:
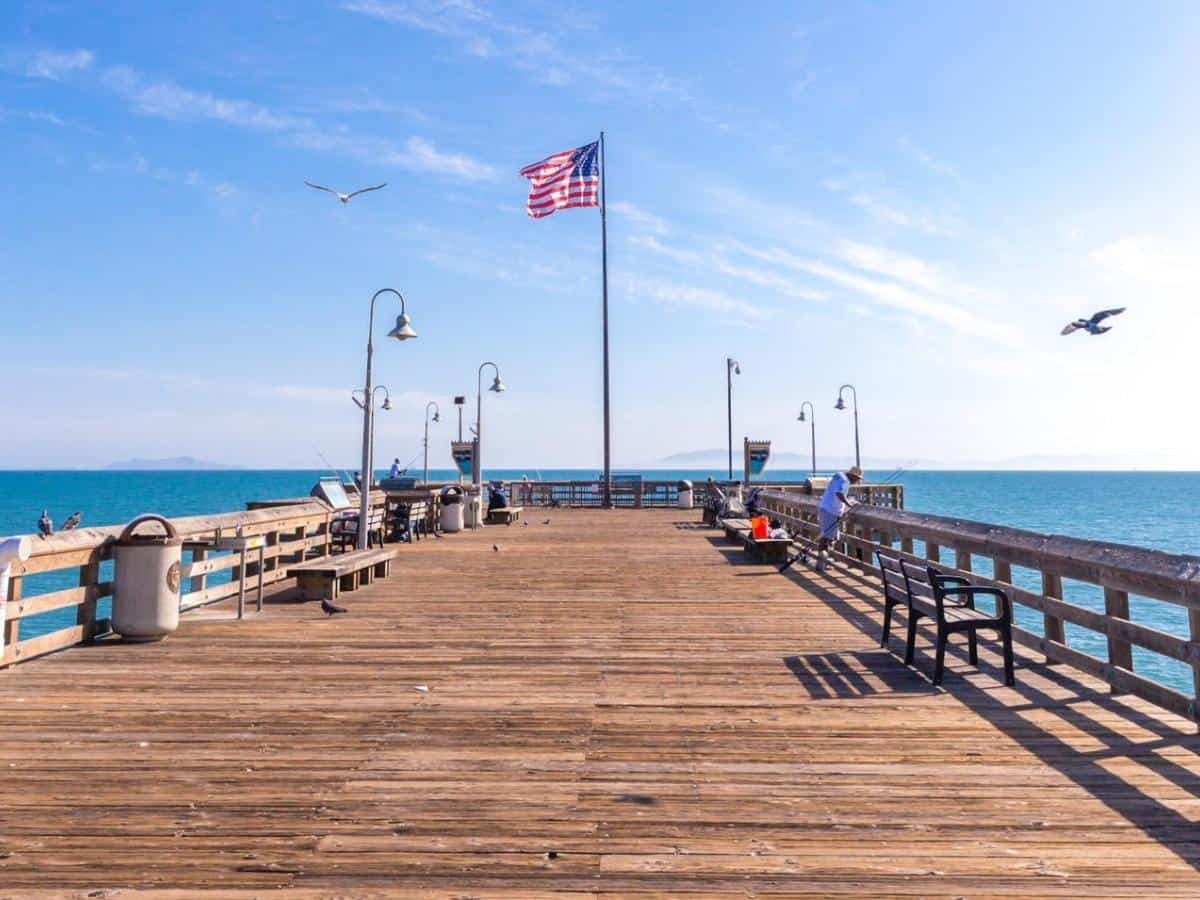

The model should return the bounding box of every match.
[720,517,752,545]
[288,548,394,602]
[487,505,524,525]
[743,536,792,564]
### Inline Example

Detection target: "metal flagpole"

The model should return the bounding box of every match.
[600,131,612,509]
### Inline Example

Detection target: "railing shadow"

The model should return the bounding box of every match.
[784,650,936,700]
[779,561,1200,870]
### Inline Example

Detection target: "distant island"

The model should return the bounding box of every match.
[104,456,241,471]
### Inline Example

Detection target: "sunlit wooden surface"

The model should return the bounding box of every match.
[2,508,1199,896]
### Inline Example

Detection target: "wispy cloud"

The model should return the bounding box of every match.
[610,201,669,235]
[342,0,692,104]
[17,48,94,80]
[897,137,957,177]
[1089,235,1200,289]
[824,176,961,237]
[620,273,768,321]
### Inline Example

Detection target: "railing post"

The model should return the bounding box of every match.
[3,573,21,666]
[1104,587,1133,693]
[1042,572,1066,664]
[76,556,100,635]
[189,547,207,597]
[925,542,940,565]
[1189,609,1200,718]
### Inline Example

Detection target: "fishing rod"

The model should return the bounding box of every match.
[777,464,908,574]
[312,445,354,485]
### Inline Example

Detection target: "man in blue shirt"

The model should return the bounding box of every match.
[815,465,863,571]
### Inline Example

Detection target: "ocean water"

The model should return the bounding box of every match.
[2,469,1198,696]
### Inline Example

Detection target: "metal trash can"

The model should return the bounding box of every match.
[113,514,183,642]
[677,479,694,509]
[440,486,465,533]
[464,487,484,529]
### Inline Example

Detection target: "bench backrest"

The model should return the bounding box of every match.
[898,557,937,610]
[407,502,428,520]
[875,551,908,607]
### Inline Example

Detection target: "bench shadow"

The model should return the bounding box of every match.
[784,650,935,700]
[778,560,1200,872]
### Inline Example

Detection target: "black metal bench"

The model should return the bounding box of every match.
[875,551,1015,686]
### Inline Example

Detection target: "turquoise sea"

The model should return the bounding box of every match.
[2,469,1198,696]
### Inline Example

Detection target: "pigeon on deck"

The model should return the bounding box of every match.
[492,544,500,552]
[37,510,53,538]
[320,599,347,616]
[542,519,551,526]
[1061,307,1126,335]
[61,512,82,531]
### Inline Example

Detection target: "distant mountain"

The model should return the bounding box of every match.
[104,456,240,471]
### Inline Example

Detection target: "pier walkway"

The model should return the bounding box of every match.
[3,509,1200,896]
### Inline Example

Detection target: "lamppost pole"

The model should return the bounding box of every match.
[835,384,860,471]
[423,401,440,485]
[475,362,505,488]
[726,357,740,480]
[358,289,416,550]
[797,401,816,475]
[353,385,391,491]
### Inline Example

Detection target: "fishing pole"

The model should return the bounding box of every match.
[777,464,908,574]
[312,445,353,484]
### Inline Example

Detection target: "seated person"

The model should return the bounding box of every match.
[388,458,402,478]
[767,518,790,540]
[488,482,510,512]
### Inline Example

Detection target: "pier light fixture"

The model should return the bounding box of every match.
[475,361,506,487]
[423,401,441,485]
[797,401,816,475]
[358,289,416,550]
[726,357,741,480]
[834,384,861,471]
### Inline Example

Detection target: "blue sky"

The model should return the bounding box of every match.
[2,1,1199,469]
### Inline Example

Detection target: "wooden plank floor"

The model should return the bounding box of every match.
[2,509,1200,897]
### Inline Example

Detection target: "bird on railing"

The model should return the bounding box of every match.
[304,181,387,204]
[320,598,347,616]
[1061,307,1125,336]
[37,510,53,538]
[61,512,82,531]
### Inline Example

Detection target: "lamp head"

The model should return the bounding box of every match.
[489,375,506,393]
[432,411,440,423]
[834,396,846,411]
[381,397,393,411]
[797,410,806,422]
[387,312,417,340]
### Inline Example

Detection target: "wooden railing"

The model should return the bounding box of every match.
[504,479,903,509]
[0,497,392,669]
[758,489,1200,723]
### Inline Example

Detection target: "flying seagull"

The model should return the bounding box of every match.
[38,510,52,538]
[61,512,82,531]
[1061,307,1126,336]
[304,181,387,204]
[320,598,347,616]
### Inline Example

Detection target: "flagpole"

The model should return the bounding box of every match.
[600,131,612,509]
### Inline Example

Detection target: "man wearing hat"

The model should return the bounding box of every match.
[814,465,863,571]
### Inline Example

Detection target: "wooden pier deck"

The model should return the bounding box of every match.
[3,509,1200,897]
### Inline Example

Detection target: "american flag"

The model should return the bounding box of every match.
[519,141,600,219]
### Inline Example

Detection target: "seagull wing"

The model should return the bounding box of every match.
[1060,322,1081,335]
[304,181,339,195]
[1091,307,1126,323]
[345,183,387,200]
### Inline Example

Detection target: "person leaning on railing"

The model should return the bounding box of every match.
[815,465,863,571]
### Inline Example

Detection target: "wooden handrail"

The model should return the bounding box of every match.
[758,489,1200,723]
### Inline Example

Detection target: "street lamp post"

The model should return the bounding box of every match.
[474,361,506,487]
[423,401,440,485]
[726,357,741,480]
[834,384,860,471]
[358,288,417,550]
[353,385,392,490]
[797,401,816,475]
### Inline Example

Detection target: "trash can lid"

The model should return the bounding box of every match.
[117,514,182,547]
[677,480,693,489]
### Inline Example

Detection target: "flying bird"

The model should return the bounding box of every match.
[37,510,52,538]
[304,181,387,204]
[61,512,82,531]
[1061,307,1126,336]
[320,598,347,616]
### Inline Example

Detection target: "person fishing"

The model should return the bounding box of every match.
[388,458,403,478]
[814,465,863,571]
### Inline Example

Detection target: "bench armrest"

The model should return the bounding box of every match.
[937,585,1011,618]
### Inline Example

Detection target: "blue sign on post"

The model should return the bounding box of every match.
[451,441,474,478]
[744,439,771,481]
